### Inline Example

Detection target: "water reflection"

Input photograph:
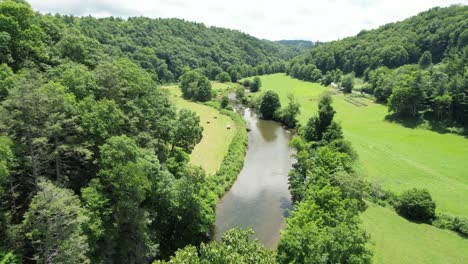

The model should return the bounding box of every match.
[214,108,294,248]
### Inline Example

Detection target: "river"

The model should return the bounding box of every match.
[213,107,294,248]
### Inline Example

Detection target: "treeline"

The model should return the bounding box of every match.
[286,5,468,127]
[0,0,304,84]
[0,0,257,262]
[278,94,372,263]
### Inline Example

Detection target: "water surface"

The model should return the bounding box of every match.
[214,108,294,247]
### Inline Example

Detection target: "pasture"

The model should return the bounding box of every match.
[163,85,236,175]
[256,73,468,218]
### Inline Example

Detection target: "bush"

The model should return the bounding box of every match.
[395,188,436,222]
[433,214,468,237]
[452,217,468,237]
[220,95,229,109]
[215,72,231,83]
[250,76,261,92]
[242,79,251,88]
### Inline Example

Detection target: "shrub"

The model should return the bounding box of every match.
[216,72,231,83]
[250,77,261,92]
[220,95,229,109]
[395,188,436,222]
[242,79,251,88]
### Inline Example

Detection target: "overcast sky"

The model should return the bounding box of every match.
[29,0,466,41]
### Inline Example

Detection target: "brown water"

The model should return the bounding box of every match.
[213,107,294,248]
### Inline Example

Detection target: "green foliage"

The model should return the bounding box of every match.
[341,74,354,93]
[302,93,337,142]
[0,63,13,100]
[215,71,231,83]
[156,228,276,264]
[277,185,371,264]
[259,90,281,120]
[433,213,468,237]
[172,109,203,153]
[0,0,47,69]
[287,6,468,127]
[250,76,262,92]
[22,179,89,263]
[195,76,212,102]
[418,51,433,69]
[179,70,213,102]
[0,251,19,264]
[242,79,251,88]
[220,95,229,109]
[395,188,436,223]
[276,94,301,128]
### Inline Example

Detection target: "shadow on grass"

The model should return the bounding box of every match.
[384,113,425,129]
[385,113,467,137]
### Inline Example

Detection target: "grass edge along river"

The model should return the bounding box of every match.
[254,73,468,264]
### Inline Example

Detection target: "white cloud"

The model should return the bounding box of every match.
[28,0,466,41]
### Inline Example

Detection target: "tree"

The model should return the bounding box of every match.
[395,188,436,223]
[179,70,200,99]
[303,93,336,141]
[250,76,262,92]
[215,72,231,83]
[277,185,371,264]
[82,135,159,263]
[418,51,432,69]
[155,228,276,264]
[58,63,98,99]
[0,63,14,101]
[22,179,89,264]
[0,0,47,69]
[194,76,212,102]
[341,74,354,93]
[278,94,301,128]
[172,109,203,153]
[259,90,281,120]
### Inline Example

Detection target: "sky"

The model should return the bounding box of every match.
[28,0,467,41]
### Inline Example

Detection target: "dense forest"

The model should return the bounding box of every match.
[287,5,468,128]
[0,0,306,84]
[0,0,309,262]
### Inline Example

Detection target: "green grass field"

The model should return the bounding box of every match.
[362,203,468,264]
[257,73,468,218]
[163,85,236,175]
[255,73,468,263]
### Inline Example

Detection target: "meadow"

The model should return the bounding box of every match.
[163,84,236,175]
[362,203,468,264]
[255,73,468,218]
[252,73,468,263]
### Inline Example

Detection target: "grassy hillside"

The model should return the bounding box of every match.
[163,84,236,175]
[257,73,468,217]
[362,203,468,264]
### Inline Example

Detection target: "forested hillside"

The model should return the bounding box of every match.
[0,0,297,262]
[287,5,467,128]
[0,0,305,83]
